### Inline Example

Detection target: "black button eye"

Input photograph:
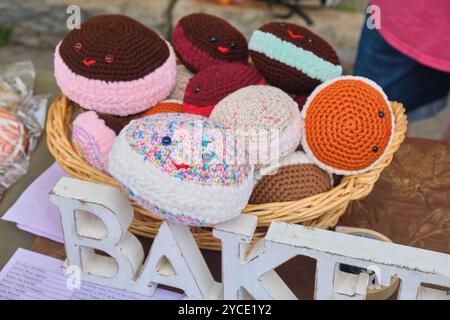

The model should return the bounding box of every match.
[161,136,172,146]
[372,145,379,153]
[230,42,236,49]
[378,111,385,118]
[209,36,217,43]
[307,37,314,44]
[104,54,114,63]
[194,85,200,93]
[74,42,82,52]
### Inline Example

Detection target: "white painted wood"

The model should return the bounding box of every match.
[49,177,220,299]
[50,177,450,300]
[136,221,222,300]
[49,177,146,292]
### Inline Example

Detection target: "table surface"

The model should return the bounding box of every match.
[1,70,450,298]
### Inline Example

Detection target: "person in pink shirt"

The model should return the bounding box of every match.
[354,0,450,138]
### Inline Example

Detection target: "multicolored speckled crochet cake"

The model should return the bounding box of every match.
[249,22,342,95]
[302,76,395,175]
[183,63,265,117]
[209,85,303,167]
[172,13,249,72]
[108,113,254,226]
[54,14,176,116]
[250,151,332,204]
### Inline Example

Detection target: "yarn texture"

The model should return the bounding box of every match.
[108,113,254,226]
[54,15,176,116]
[72,111,116,172]
[250,151,333,204]
[210,85,303,166]
[249,22,341,94]
[301,76,395,175]
[172,13,249,72]
[183,63,264,117]
[138,101,183,118]
[168,65,193,102]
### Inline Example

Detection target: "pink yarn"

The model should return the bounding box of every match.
[172,23,230,72]
[54,42,177,116]
[72,111,117,172]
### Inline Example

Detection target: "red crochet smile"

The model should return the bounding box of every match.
[82,59,96,67]
[217,46,230,54]
[287,29,303,40]
[172,160,191,170]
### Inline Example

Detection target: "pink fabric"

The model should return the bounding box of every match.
[372,0,450,72]
[172,23,228,72]
[54,42,177,116]
[72,111,117,172]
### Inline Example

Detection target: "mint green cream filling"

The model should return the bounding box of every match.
[249,30,342,82]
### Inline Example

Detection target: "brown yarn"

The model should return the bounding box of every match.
[60,15,169,82]
[250,22,340,94]
[180,13,248,62]
[249,164,332,204]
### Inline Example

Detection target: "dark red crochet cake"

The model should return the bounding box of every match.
[172,13,249,72]
[183,63,265,117]
[249,22,342,95]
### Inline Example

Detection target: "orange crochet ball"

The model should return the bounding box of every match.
[302,76,394,175]
[138,101,183,118]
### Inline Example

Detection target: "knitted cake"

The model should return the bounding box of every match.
[138,101,183,118]
[0,109,28,166]
[108,113,254,226]
[302,76,395,175]
[72,111,116,172]
[168,65,193,102]
[209,85,303,166]
[183,63,265,117]
[172,13,249,72]
[250,151,332,204]
[54,14,176,116]
[249,22,342,95]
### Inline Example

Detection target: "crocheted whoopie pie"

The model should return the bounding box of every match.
[302,76,395,175]
[91,100,183,135]
[168,65,194,102]
[108,113,254,226]
[138,101,183,118]
[249,22,342,95]
[183,63,265,117]
[249,151,332,204]
[55,15,176,116]
[73,102,184,172]
[210,85,303,167]
[172,13,249,72]
[72,111,117,172]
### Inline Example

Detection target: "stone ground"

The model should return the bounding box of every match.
[1,0,449,140]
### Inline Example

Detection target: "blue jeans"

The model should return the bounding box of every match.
[354,23,450,122]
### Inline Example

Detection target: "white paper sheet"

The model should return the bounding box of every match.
[0,249,182,300]
[2,163,66,242]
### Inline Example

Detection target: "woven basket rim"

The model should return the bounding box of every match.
[46,94,408,250]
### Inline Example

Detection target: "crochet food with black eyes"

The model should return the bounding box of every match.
[172,13,249,72]
[182,63,265,117]
[59,15,170,82]
[249,22,342,95]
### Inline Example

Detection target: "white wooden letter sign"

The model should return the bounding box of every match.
[50,177,450,300]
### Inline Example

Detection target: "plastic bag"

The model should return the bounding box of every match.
[0,61,48,197]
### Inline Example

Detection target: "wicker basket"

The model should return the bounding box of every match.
[46,94,408,250]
